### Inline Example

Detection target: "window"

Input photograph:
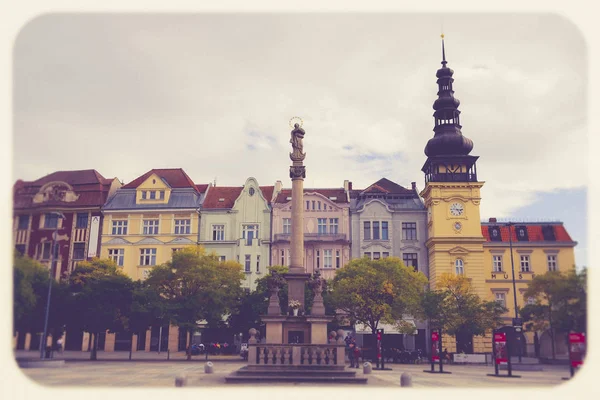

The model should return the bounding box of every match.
[149,191,156,200]
[316,250,320,269]
[382,221,389,240]
[281,249,285,265]
[112,220,128,235]
[15,244,26,256]
[143,219,159,235]
[174,219,191,235]
[212,225,225,241]
[336,250,340,268]
[493,255,503,272]
[306,201,309,210]
[172,248,181,254]
[245,255,251,272]
[364,252,371,259]
[364,222,371,240]
[329,218,339,234]
[283,218,291,234]
[495,292,506,308]
[312,201,315,210]
[455,259,464,275]
[18,215,29,230]
[219,255,226,262]
[324,250,332,268]
[159,191,165,199]
[547,255,557,271]
[44,213,59,229]
[403,253,418,270]
[520,255,530,272]
[140,248,156,266]
[73,243,86,260]
[383,252,390,258]
[287,250,290,266]
[373,222,380,240]
[41,242,52,260]
[318,218,327,234]
[318,201,321,210]
[108,249,124,266]
[243,224,258,245]
[373,252,381,260]
[76,213,88,229]
[256,255,260,272]
[402,222,417,240]
[141,191,147,199]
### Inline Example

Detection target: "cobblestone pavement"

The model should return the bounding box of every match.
[15,356,578,388]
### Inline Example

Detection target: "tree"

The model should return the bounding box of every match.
[13,252,71,349]
[146,246,244,360]
[330,257,428,349]
[416,274,506,353]
[522,268,587,359]
[69,258,134,360]
[125,280,167,358]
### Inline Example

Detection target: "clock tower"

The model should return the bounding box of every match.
[420,36,486,299]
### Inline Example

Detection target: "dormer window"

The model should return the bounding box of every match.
[249,187,255,196]
[159,191,165,200]
[218,198,225,202]
[142,191,147,199]
[149,191,156,200]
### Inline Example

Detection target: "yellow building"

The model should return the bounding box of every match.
[419,38,577,356]
[481,219,577,357]
[99,168,210,352]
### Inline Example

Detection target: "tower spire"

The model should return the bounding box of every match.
[441,33,447,67]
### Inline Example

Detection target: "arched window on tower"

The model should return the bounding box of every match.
[455,259,464,275]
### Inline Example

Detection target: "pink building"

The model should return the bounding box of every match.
[271,184,351,280]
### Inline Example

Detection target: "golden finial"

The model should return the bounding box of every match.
[441,33,445,39]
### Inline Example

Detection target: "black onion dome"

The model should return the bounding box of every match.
[424,132,473,157]
[424,36,474,157]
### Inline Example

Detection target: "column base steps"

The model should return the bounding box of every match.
[225,366,368,384]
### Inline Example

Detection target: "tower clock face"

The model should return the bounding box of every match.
[450,202,464,216]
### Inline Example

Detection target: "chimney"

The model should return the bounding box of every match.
[344,180,352,192]
[411,182,417,191]
[489,217,497,223]
[274,180,283,196]
[349,181,352,191]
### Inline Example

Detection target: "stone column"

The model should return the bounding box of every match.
[104,332,115,352]
[25,333,31,351]
[131,334,138,352]
[145,330,151,352]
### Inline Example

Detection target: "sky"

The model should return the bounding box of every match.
[11,13,587,266]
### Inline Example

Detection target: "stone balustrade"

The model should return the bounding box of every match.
[248,344,345,367]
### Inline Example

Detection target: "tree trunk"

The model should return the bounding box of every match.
[129,334,133,361]
[187,330,193,361]
[91,332,98,360]
[548,303,556,359]
[87,332,92,352]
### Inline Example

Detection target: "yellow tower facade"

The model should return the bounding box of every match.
[419,37,490,353]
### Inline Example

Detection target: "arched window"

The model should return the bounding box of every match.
[455,259,464,275]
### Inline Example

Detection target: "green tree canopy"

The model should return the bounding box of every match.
[330,257,428,335]
[146,246,244,359]
[415,274,506,338]
[69,258,134,360]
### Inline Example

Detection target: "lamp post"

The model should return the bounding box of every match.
[506,222,522,363]
[40,212,66,359]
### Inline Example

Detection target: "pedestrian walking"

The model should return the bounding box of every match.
[353,345,361,368]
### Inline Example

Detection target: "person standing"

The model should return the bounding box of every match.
[348,338,357,368]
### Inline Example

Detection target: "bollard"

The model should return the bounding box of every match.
[400,372,412,387]
[363,362,372,374]
[175,375,187,387]
[205,361,214,374]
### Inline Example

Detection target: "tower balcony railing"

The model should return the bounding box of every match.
[273,233,347,242]
[425,172,477,183]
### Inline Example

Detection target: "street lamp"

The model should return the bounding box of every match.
[40,211,66,359]
[505,222,522,363]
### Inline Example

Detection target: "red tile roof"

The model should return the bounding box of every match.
[361,178,414,195]
[13,169,117,210]
[260,186,275,204]
[274,188,348,204]
[481,224,574,243]
[122,168,197,190]
[195,184,210,194]
[202,186,244,209]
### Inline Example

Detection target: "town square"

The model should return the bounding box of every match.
[5,7,592,396]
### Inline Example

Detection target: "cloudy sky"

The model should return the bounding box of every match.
[12,13,587,265]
